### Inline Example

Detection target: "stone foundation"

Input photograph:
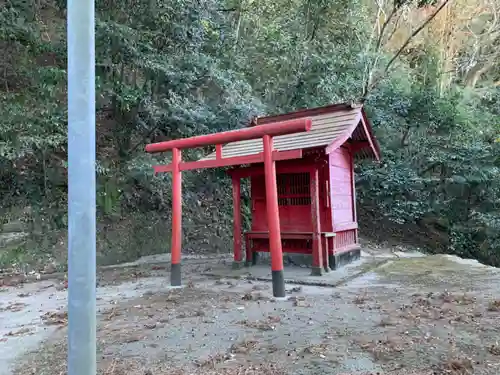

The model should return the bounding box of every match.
[328,246,361,270]
[248,246,361,271]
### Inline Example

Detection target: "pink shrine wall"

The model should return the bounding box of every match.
[329,145,358,251]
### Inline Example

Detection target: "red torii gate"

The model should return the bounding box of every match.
[145,118,312,297]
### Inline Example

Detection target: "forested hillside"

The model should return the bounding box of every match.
[0,0,498,269]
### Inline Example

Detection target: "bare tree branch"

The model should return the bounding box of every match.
[362,3,401,98]
[375,5,399,53]
[383,0,452,75]
[361,0,453,101]
[384,10,404,47]
[361,3,383,90]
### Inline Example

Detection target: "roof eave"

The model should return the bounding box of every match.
[360,112,381,161]
[324,110,364,155]
[251,102,361,127]
[324,108,380,161]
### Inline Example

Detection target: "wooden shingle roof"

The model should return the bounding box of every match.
[202,103,380,161]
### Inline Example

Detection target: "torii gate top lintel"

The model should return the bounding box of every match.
[145,118,311,153]
[145,118,311,173]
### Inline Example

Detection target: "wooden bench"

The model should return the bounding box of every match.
[244,231,336,272]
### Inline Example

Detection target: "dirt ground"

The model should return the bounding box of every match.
[3,249,500,375]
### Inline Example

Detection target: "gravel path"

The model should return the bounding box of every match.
[3,252,500,375]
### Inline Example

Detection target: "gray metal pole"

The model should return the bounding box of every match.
[67,0,96,374]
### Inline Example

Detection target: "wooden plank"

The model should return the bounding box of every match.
[333,223,358,231]
[228,161,313,178]
[310,167,323,273]
[247,233,313,240]
[252,248,313,255]
[232,176,242,262]
[153,149,303,174]
[224,124,348,149]
[247,231,313,237]
[255,106,359,125]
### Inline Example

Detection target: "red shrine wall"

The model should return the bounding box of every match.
[329,146,355,224]
[329,145,358,251]
[251,166,316,232]
[248,146,358,254]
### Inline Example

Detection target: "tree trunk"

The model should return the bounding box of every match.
[464,57,496,88]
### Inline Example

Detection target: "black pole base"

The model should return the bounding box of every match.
[171,263,181,287]
[271,270,286,298]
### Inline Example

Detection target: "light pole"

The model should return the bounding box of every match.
[67,1,96,374]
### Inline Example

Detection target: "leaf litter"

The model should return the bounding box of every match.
[9,255,500,375]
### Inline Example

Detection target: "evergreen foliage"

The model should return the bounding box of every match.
[0,0,498,266]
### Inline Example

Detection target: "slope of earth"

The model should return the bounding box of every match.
[3,249,500,375]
